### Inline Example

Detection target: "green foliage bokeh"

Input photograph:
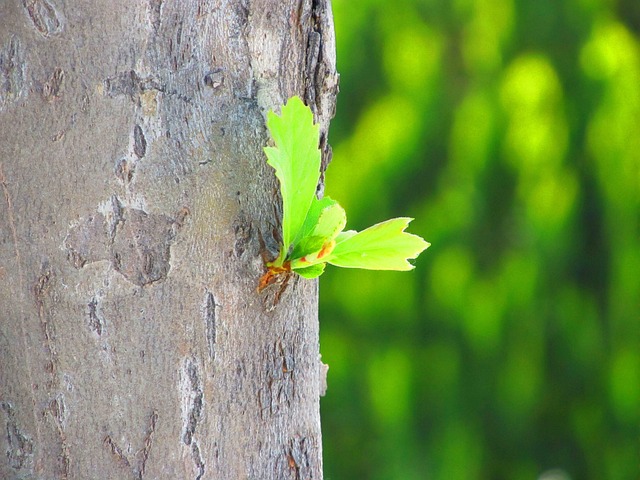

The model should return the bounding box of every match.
[320,0,640,478]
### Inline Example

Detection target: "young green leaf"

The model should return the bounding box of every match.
[325,218,430,270]
[293,196,337,248]
[290,202,346,269]
[264,96,321,259]
[259,96,430,296]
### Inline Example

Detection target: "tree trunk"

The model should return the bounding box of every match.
[0,1,337,478]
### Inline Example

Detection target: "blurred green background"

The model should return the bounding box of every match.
[319,0,640,478]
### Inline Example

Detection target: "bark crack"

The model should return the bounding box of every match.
[259,334,297,419]
[34,266,57,386]
[33,266,71,478]
[282,436,318,480]
[87,297,105,336]
[181,358,206,477]
[0,35,27,110]
[304,0,339,197]
[0,164,21,284]
[1,402,34,474]
[46,395,70,479]
[104,409,158,480]
[204,291,218,361]
[0,164,43,466]
[191,441,206,480]
[182,358,203,446]
[42,67,65,101]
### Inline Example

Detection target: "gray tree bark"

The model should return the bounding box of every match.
[0,1,338,478]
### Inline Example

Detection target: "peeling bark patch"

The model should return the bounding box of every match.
[140,89,159,116]
[103,70,161,101]
[64,213,111,268]
[233,212,252,258]
[174,206,190,229]
[0,36,26,110]
[104,70,143,98]
[42,67,64,101]
[87,297,105,335]
[319,358,329,396]
[111,208,175,286]
[22,0,63,37]
[64,199,185,286]
[203,68,224,90]
[181,358,203,446]
[1,402,34,473]
[133,124,147,158]
[115,158,134,183]
[203,292,217,361]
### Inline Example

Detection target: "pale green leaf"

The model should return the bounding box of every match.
[293,196,337,248]
[294,263,326,279]
[335,230,357,243]
[264,96,321,257]
[326,218,430,270]
[310,201,347,243]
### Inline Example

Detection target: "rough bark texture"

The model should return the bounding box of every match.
[0,1,338,478]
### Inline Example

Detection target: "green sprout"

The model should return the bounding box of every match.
[258,96,430,291]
